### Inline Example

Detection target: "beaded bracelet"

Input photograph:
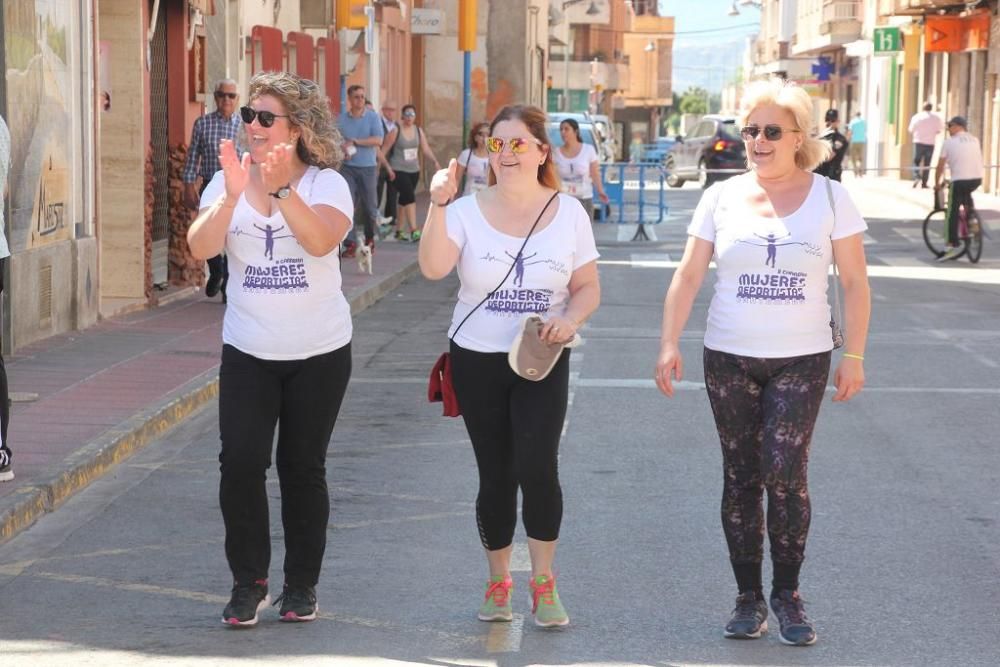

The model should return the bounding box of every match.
[842,353,864,361]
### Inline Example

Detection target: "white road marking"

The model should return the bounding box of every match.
[616,224,659,241]
[599,258,1000,284]
[893,226,925,244]
[510,542,531,572]
[572,378,1000,394]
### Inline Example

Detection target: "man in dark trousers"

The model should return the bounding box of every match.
[813,108,848,182]
[182,79,241,300]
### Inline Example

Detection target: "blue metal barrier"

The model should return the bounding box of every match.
[595,163,669,241]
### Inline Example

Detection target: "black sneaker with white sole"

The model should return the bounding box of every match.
[724,591,768,639]
[0,446,13,482]
[222,579,270,627]
[770,589,817,646]
[274,584,318,622]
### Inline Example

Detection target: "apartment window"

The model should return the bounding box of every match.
[301,0,331,28]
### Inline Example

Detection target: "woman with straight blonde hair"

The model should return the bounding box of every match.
[188,71,354,627]
[654,78,871,646]
[418,104,600,628]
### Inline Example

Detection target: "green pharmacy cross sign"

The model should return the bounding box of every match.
[874,27,902,54]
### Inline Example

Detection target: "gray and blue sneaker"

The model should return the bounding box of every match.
[770,589,816,646]
[724,591,768,639]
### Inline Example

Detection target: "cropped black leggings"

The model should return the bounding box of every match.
[450,341,570,550]
[703,347,830,569]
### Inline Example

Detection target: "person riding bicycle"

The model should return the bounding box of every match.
[934,116,984,261]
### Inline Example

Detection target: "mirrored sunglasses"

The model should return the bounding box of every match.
[740,124,801,141]
[214,91,238,100]
[485,136,543,154]
[240,106,289,128]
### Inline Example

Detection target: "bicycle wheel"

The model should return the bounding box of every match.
[922,208,949,258]
[967,210,983,264]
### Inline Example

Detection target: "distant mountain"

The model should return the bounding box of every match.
[671,37,750,95]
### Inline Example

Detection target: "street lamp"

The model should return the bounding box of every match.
[728,0,761,15]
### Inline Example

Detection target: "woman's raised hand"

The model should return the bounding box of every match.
[430,159,459,206]
[261,143,296,193]
[218,139,250,202]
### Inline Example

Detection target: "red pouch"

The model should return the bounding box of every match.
[428,352,461,417]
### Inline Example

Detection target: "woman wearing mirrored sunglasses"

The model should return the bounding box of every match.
[386,104,439,241]
[187,71,355,628]
[418,105,601,628]
[655,78,871,646]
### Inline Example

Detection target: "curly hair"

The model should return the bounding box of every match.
[239,72,344,169]
[487,105,560,190]
[739,78,832,172]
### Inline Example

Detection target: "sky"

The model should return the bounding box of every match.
[660,0,761,49]
[661,0,762,92]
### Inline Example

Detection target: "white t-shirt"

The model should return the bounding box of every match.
[688,173,867,358]
[201,166,355,360]
[908,112,943,145]
[553,143,598,200]
[940,132,984,181]
[445,193,600,353]
[458,149,490,195]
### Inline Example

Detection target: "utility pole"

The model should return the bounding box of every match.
[459,0,477,143]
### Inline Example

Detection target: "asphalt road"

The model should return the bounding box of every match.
[1,183,998,666]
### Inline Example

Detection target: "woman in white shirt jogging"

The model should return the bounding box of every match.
[187,72,354,628]
[552,118,609,219]
[655,78,871,647]
[419,105,600,628]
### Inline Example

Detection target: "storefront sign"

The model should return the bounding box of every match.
[873,27,901,54]
[411,8,444,35]
[925,12,990,53]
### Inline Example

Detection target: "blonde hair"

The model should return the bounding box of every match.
[738,78,831,171]
[240,72,344,169]
[486,105,561,191]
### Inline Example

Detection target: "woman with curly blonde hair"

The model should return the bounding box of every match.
[188,71,355,627]
[655,77,870,646]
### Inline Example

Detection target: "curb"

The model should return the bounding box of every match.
[0,257,420,545]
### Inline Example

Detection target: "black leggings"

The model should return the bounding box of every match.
[703,347,830,592]
[218,342,351,587]
[449,341,570,549]
[393,171,420,206]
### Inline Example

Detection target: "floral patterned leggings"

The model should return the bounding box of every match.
[703,347,831,568]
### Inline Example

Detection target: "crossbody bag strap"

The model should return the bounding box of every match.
[450,191,560,341]
[824,176,843,325]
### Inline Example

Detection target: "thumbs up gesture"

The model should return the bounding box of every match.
[430,158,459,206]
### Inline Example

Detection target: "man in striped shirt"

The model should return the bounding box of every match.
[183,79,241,299]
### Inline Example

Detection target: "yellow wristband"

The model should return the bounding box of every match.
[842,353,864,361]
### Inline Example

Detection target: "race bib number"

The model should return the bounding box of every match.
[403,147,418,162]
[561,176,585,197]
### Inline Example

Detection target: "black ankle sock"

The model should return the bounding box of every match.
[731,561,763,599]
[771,561,801,598]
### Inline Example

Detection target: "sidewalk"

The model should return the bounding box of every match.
[0,207,424,544]
[840,172,1000,226]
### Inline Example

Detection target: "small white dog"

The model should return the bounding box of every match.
[356,243,373,275]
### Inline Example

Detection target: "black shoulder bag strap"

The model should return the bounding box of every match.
[450,191,559,341]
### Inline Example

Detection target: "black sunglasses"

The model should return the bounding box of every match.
[740,124,801,141]
[240,106,289,128]
[214,91,238,100]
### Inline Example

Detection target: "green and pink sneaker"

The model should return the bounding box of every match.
[478,575,513,622]
[529,574,569,628]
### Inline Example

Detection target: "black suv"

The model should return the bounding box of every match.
[665,115,746,189]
